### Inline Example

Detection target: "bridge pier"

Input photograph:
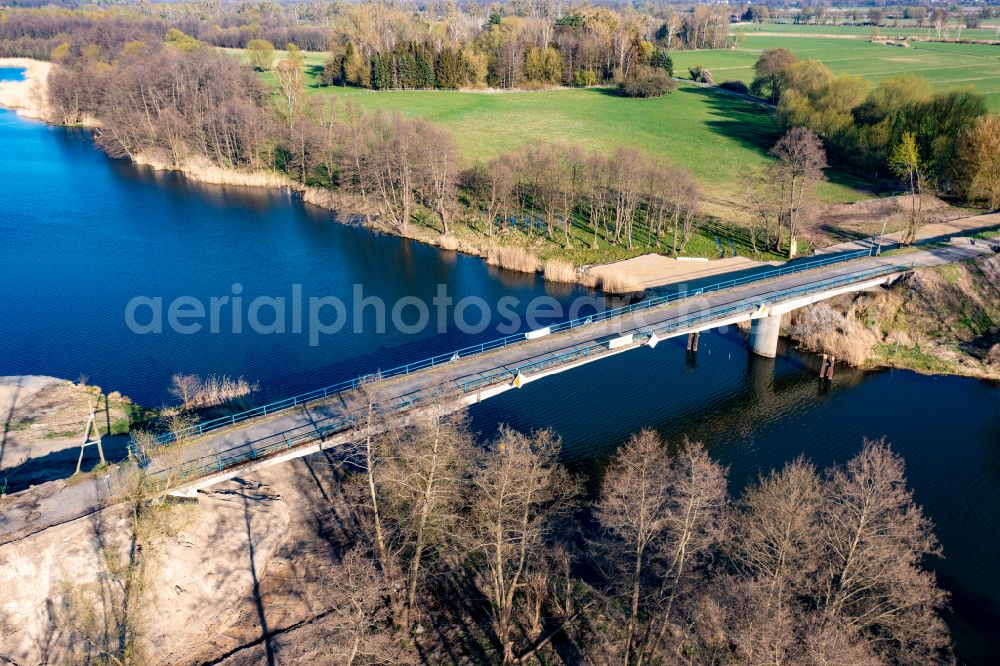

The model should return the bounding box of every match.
[749,313,782,358]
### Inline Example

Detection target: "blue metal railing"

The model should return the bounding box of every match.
[149,247,873,448]
[461,260,910,392]
[139,259,909,488]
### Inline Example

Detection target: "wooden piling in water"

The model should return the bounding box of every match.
[820,354,828,378]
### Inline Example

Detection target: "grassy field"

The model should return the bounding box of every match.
[223,45,875,205]
[317,83,870,206]
[674,33,1000,110]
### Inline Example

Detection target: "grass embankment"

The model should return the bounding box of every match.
[786,252,1000,378]
[672,34,1000,111]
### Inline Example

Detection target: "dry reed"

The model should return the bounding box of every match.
[170,373,260,410]
[785,303,875,367]
[486,246,541,273]
[543,259,577,283]
[598,272,644,295]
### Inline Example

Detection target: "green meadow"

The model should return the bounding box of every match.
[672,34,1000,110]
[324,83,873,206]
[318,83,810,196]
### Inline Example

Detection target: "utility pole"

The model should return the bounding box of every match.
[75,394,106,475]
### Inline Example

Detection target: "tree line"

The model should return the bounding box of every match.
[217,385,950,665]
[0,2,728,92]
[751,47,1000,212]
[315,2,723,91]
[46,32,708,257]
[49,40,272,173]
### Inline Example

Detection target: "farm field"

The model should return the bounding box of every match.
[736,20,1000,42]
[672,34,1000,110]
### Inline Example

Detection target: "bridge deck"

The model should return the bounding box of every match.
[141,244,988,486]
[0,243,991,544]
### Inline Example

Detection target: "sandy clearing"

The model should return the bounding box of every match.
[0,375,137,473]
[588,254,781,290]
[0,480,289,665]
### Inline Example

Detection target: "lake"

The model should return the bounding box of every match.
[0,98,998,662]
[0,66,25,81]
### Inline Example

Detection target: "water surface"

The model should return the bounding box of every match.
[0,67,25,81]
[1,106,998,663]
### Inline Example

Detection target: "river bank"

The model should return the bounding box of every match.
[786,248,1000,380]
[3,59,999,380]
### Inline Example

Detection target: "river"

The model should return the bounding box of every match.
[0,86,998,662]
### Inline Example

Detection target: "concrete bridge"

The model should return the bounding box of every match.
[129,242,992,499]
[1,241,993,543]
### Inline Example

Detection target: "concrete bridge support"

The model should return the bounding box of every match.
[749,313,782,358]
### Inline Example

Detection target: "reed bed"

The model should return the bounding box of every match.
[542,259,577,283]
[170,373,260,410]
[486,245,541,273]
[597,271,644,295]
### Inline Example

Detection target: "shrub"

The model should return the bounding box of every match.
[720,80,749,95]
[650,49,674,76]
[689,65,703,81]
[573,68,598,86]
[697,69,714,85]
[619,65,676,98]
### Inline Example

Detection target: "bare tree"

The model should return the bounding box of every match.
[635,440,727,666]
[595,429,675,665]
[273,57,305,122]
[816,438,950,663]
[770,127,827,258]
[354,378,403,622]
[380,410,475,630]
[730,457,823,613]
[321,545,416,665]
[471,154,516,237]
[414,120,458,235]
[463,426,578,664]
[742,168,781,254]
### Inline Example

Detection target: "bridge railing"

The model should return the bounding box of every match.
[546,248,873,336]
[141,260,910,490]
[148,247,873,448]
[462,260,910,392]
